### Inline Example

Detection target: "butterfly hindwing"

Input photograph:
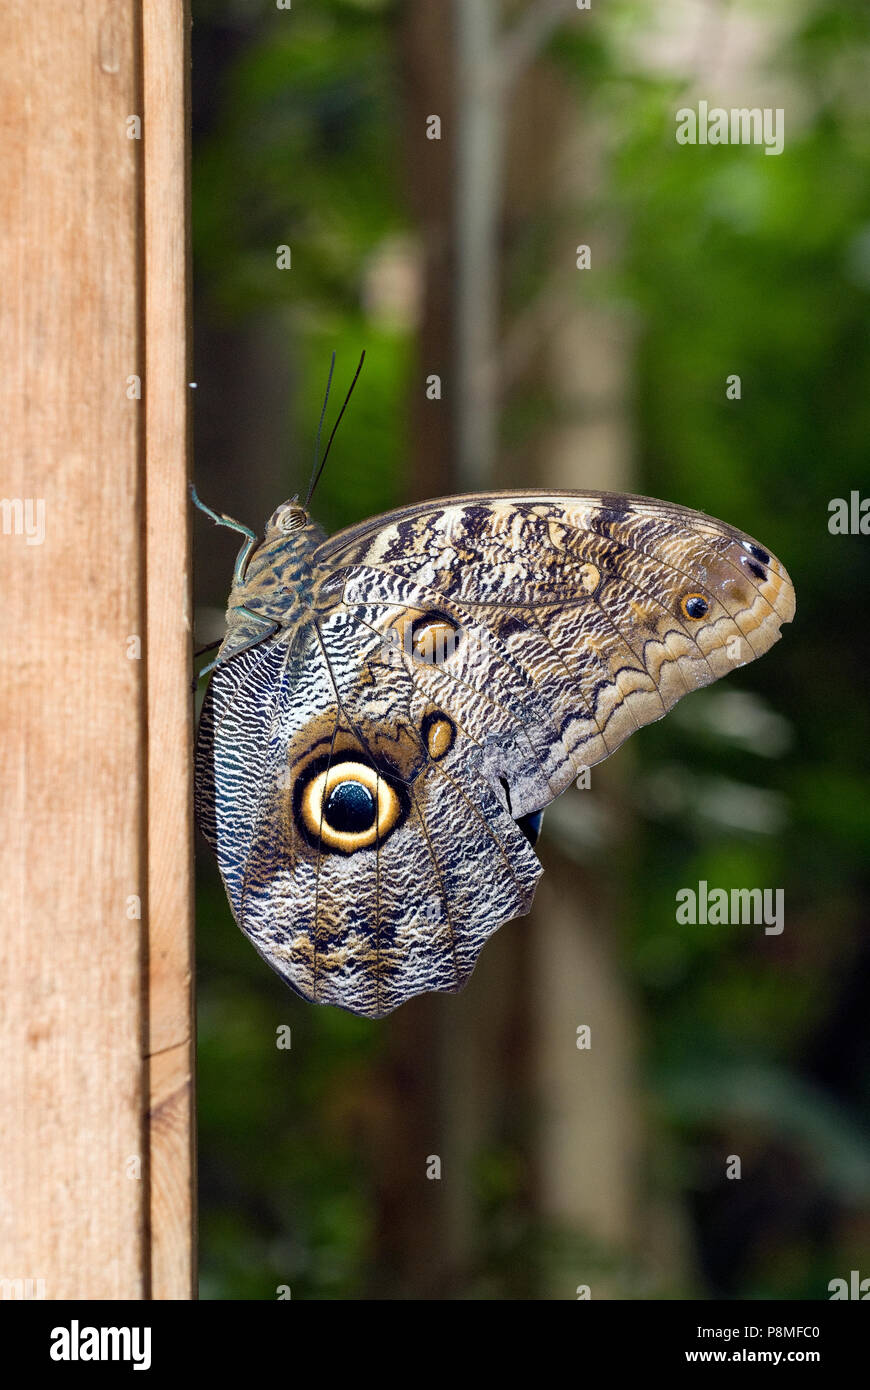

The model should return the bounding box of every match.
[196,614,540,1017]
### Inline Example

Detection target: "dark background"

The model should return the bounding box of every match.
[190,0,870,1299]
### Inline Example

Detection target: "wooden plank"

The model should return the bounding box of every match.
[0,1,146,1298]
[0,0,195,1301]
[142,0,195,1301]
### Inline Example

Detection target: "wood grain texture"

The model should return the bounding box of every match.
[143,0,195,1300]
[0,0,146,1298]
[0,0,194,1299]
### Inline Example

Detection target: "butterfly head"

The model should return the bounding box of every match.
[268,497,310,536]
[248,497,328,601]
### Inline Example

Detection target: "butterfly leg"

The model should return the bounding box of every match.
[192,607,280,688]
[190,483,259,584]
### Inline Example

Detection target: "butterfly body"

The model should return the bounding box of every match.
[196,490,795,1019]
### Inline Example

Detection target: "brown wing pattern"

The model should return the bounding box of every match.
[321,492,795,814]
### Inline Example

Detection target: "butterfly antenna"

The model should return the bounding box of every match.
[303,351,336,506]
[304,350,366,509]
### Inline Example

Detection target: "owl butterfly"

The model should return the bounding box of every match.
[195,382,794,1020]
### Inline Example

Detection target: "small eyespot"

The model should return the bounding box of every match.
[681,593,709,620]
[411,615,460,665]
[422,711,455,762]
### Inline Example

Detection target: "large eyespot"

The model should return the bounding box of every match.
[411,614,460,665]
[295,757,405,852]
[680,593,710,620]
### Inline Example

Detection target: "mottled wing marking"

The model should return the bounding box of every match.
[334,571,571,811]
[196,607,541,1018]
[321,492,795,801]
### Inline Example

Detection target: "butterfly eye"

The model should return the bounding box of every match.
[297,760,402,852]
[276,503,307,533]
[411,616,460,665]
[680,593,710,620]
